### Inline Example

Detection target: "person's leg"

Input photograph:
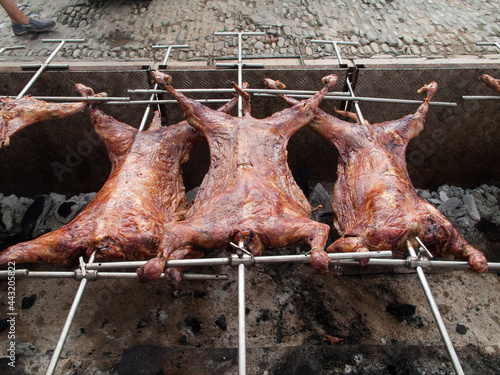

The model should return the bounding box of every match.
[1,0,56,35]
[0,0,29,23]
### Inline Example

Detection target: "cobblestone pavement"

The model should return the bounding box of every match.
[0,0,499,63]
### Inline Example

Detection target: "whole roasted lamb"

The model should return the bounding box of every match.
[264,78,487,273]
[138,71,337,287]
[0,83,240,267]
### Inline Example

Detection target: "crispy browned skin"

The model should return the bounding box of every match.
[0,84,240,267]
[138,71,336,286]
[480,74,500,94]
[265,78,488,273]
[0,96,88,148]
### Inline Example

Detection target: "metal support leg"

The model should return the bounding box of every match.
[238,262,246,375]
[45,252,95,375]
[214,31,265,117]
[138,44,189,131]
[345,77,366,125]
[16,39,84,99]
[407,242,465,375]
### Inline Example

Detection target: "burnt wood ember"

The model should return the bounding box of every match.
[0,84,240,267]
[138,71,337,287]
[0,96,89,148]
[480,74,500,94]
[264,78,488,273]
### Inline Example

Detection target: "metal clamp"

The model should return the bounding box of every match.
[214,30,266,117]
[16,38,85,99]
[415,237,433,260]
[74,256,98,281]
[229,242,255,268]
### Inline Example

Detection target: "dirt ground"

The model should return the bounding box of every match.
[1,242,499,374]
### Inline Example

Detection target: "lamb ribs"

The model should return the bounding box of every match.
[0,83,240,267]
[264,78,488,273]
[138,71,337,286]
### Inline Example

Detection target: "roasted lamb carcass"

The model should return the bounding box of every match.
[0,83,240,267]
[480,74,500,94]
[138,71,337,286]
[264,78,488,272]
[0,96,89,148]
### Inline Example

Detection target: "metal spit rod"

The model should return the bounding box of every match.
[86,250,395,270]
[476,41,500,51]
[16,39,84,99]
[129,88,350,96]
[45,251,95,375]
[340,258,500,270]
[4,96,129,102]
[407,241,465,375]
[139,44,189,131]
[0,269,228,281]
[311,40,359,67]
[108,99,231,105]
[214,31,266,117]
[2,92,457,107]
[345,77,367,124]
[462,95,500,100]
[255,92,457,107]
[3,252,498,280]
[236,240,247,375]
[0,45,24,55]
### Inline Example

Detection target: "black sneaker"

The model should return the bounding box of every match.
[12,17,56,36]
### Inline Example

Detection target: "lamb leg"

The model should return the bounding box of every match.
[75,83,137,166]
[480,74,500,94]
[0,97,88,148]
[137,218,230,284]
[382,81,437,141]
[264,215,331,274]
[164,247,205,289]
[0,223,91,266]
[419,213,488,273]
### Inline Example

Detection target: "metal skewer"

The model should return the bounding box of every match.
[462,95,500,100]
[345,77,367,124]
[214,31,266,117]
[407,241,465,375]
[2,251,497,279]
[235,240,247,375]
[0,269,227,281]
[129,88,350,96]
[0,45,24,56]
[85,250,395,270]
[255,92,457,107]
[139,44,189,131]
[476,41,500,51]
[0,92,456,107]
[16,39,84,99]
[3,95,129,102]
[45,251,95,375]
